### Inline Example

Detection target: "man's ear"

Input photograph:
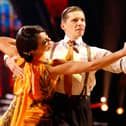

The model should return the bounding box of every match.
[60,23,64,30]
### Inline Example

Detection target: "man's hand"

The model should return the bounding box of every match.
[5,56,24,78]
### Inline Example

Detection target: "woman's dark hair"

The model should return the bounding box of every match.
[16,25,45,62]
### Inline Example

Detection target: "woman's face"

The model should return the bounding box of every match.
[35,32,52,56]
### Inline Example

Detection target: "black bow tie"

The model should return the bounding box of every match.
[67,40,76,46]
[67,40,79,53]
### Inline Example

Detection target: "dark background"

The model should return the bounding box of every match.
[1,0,126,125]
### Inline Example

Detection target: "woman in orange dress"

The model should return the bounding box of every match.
[0,25,58,126]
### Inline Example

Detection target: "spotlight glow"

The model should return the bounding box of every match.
[100,96,107,103]
[116,107,124,115]
[100,103,109,111]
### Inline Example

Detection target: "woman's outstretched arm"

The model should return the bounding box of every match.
[0,37,18,57]
[48,43,126,75]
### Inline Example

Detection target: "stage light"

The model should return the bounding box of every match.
[5,93,14,100]
[100,96,107,103]
[116,107,124,115]
[100,103,109,111]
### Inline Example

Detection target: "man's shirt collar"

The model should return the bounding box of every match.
[63,35,83,45]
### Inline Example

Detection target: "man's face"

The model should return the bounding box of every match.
[61,10,86,40]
